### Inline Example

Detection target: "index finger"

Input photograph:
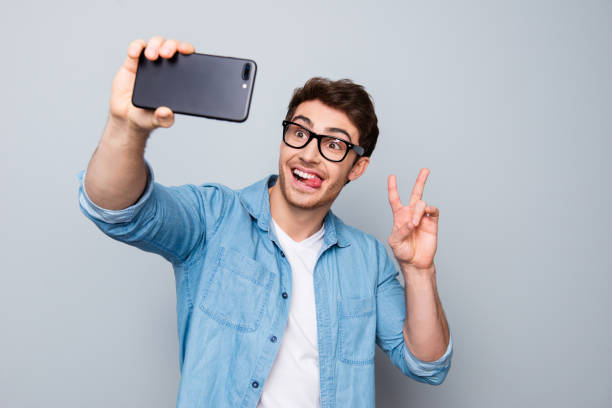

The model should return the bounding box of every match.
[387,174,403,213]
[124,39,147,74]
[409,168,430,206]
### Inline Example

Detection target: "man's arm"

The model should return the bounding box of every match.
[377,169,452,384]
[78,37,229,265]
[401,263,450,362]
[375,241,452,385]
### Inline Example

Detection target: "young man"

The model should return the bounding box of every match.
[77,36,452,407]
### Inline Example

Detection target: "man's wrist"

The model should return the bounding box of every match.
[400,262,436,285]
[102,115,150,152]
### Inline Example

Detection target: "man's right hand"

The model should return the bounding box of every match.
[109,36,196,135]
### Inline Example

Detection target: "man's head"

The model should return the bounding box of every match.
[275,77,379,211]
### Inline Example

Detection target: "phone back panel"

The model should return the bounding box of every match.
[132,52,257,122]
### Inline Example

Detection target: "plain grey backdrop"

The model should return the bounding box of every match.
[1,0,610,407]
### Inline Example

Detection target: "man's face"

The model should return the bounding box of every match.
[276,99,369,210]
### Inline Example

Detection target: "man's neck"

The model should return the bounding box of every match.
[268,185,329,242]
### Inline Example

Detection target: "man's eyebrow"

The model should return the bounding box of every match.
[291,115,353,142]
[292,115,312,126]
[324,127,352,142]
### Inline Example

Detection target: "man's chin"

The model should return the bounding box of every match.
[284,189,327,210]
[287,197,325,210]
[279,174,332,210]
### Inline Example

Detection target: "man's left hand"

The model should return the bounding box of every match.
[387,169,439,271]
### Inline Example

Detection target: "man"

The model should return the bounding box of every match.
[77,36,452,407]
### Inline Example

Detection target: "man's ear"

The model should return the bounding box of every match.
[347,156,370,182]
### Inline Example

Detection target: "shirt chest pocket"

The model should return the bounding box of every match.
[199,246,273,332]
[337,295,376,365]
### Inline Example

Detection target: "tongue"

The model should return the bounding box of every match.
[303,175,322,188]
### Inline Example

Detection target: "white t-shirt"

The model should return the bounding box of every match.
[256,218,325,408]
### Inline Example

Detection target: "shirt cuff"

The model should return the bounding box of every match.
[76,160,155,224]
[402,333,453,377]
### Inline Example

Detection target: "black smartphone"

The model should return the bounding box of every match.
[132,52,257,122]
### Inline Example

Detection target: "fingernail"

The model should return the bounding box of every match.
[413,218,419,226]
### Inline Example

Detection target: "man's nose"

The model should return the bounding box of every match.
[300,137,321,162]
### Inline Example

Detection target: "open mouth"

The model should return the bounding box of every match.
[291,168,323,189]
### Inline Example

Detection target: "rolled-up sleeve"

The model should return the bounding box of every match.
[402,333,452,384]
[77,160,155,224]
[374,239,453,385]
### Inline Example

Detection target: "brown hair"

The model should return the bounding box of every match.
[285,77,379,159]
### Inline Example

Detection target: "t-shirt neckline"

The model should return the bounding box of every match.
[271,218,325,247]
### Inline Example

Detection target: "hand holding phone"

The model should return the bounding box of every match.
[109,36,196,134]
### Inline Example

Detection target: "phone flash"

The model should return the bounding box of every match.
[242,83,247,89]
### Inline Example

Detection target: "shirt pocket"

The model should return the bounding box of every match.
[199,246,273,332]
[337,295,376,365]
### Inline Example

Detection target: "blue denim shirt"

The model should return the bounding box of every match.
[77,162,452,407]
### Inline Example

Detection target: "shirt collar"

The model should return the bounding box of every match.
[238,174,350,248]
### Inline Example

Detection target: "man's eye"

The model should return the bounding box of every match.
[296,131,307,139]
[327,140,343,150]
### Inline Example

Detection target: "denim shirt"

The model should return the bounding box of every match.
[77,162,452,408]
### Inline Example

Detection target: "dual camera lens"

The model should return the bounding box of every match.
[242,63,251,81]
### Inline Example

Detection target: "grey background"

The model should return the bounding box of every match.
[1,0,610,407]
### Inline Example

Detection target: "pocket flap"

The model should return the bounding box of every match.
[217,246,269,286]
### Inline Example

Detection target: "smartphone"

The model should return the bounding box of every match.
[132,52,257,122]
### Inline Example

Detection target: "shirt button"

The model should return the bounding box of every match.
[281,292,288,299]
[252,381,259,389]
[270,335,277,343]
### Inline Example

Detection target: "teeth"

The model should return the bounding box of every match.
[293,168,317,180]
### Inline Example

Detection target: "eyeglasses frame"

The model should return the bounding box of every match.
[281,120,365,162]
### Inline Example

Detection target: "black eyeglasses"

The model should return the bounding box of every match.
[281,120,365,162]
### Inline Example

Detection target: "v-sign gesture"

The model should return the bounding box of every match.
[387,169,439,271]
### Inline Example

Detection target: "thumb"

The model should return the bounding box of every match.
[152,106,175,128]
